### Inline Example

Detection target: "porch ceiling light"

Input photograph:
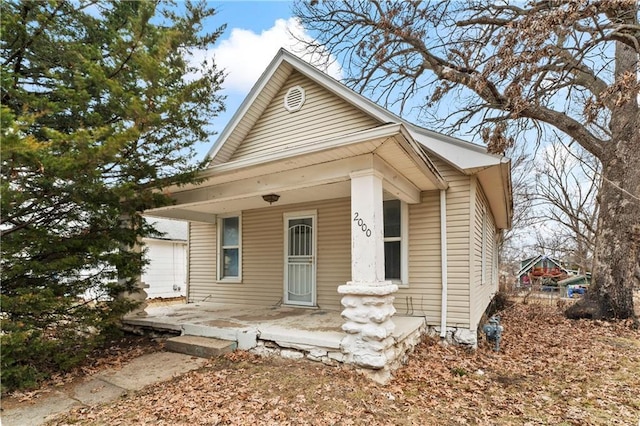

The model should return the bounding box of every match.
[262,193,280,205]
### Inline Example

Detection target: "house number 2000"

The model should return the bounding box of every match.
[353,212,372,238]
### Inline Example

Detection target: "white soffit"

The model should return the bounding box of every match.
[408,126,505,173]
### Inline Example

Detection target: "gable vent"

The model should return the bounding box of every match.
[284,85,306,112]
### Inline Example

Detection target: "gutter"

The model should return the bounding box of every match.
[439,189,448,338]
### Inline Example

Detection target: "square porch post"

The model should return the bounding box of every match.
[338,170,398,369]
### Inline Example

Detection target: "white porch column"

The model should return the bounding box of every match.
[338,170,398,370]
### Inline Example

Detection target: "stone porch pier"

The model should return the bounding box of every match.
[338,170,399,377]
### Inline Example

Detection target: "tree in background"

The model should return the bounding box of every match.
[1,0,225,391]
[295,0,639,320]
[534,141,599,274]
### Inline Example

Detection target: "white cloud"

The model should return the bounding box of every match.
[193,17,343,94]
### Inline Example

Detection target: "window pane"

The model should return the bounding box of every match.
[288,218,312,256]
[222,217,239,246]
[384,200,401,238]
[385,241,401,280]
[223,248,238,277]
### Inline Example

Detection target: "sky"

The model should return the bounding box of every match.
[194,1,339,159]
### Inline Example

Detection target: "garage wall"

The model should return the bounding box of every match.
[142,239,187,299]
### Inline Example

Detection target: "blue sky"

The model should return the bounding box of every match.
[192,1,344,159]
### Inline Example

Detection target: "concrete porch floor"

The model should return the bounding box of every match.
[123,302,426,358]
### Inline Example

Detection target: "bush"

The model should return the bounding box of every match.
[0,297,135,394]
[486,291,511,318]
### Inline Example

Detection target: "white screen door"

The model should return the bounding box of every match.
[284,213,316,306]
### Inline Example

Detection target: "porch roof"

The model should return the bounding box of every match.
[146,123,446,222]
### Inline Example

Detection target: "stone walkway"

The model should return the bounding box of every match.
[1,351,208,426]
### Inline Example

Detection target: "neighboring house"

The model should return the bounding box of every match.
[516,255,569,287]
[144,49,512,367]
[142,218,188,299]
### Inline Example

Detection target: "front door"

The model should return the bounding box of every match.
[284,212,316,306]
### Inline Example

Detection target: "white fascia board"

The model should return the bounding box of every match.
[205,122,447,194]
[162,123,449,198]
[144,209,217,224]
[476,157,512,229]
[395,125,448,190]
[501,159,514,229]
[410,128,505,173]
[206,123,403,176]
[162,155,375,209]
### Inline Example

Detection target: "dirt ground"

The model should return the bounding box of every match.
[15,301,640,425]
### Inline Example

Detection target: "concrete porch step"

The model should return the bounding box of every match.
[165,335,237,358]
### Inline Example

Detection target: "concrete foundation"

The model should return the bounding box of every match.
[124,302,425,381]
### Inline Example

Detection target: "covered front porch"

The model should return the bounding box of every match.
[140,123,447,374]
[123,302,425,377]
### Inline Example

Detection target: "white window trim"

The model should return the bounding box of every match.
[492,235,499,289]
[217,213,242,283]
[400,201,409,286]
[384,200,409,286]
[481,207,487,285]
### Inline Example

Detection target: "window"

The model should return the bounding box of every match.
[481,208,487,284]
[492,236,499,288]
[218,215,241,281]
[384,199,407,284]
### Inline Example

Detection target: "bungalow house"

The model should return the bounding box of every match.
[137,49,512,374]
[517,255,569,287]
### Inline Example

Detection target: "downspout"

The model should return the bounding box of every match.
[439,189,448,338]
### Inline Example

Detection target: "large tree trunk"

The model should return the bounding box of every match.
[567,43,640,321]
[570,137,640,320]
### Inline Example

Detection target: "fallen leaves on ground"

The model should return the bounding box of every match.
[4,335,162,407]
[50,302,639,425]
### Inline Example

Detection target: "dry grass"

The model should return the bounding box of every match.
[50,302,640,425]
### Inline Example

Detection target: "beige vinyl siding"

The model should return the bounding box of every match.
[188,158,477,328]
[395,158,473,328]
[210,66,292,166]
[469,181,499,330]
[188,222,216,303]
[229,71,380,162]
[315,198,351,310]
[187,198,350,309]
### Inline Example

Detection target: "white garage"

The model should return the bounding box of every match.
[143,218,187,299]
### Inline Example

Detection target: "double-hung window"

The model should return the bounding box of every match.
[383,199,408,284]
[218,215,241,281]
[481,207,488,285]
